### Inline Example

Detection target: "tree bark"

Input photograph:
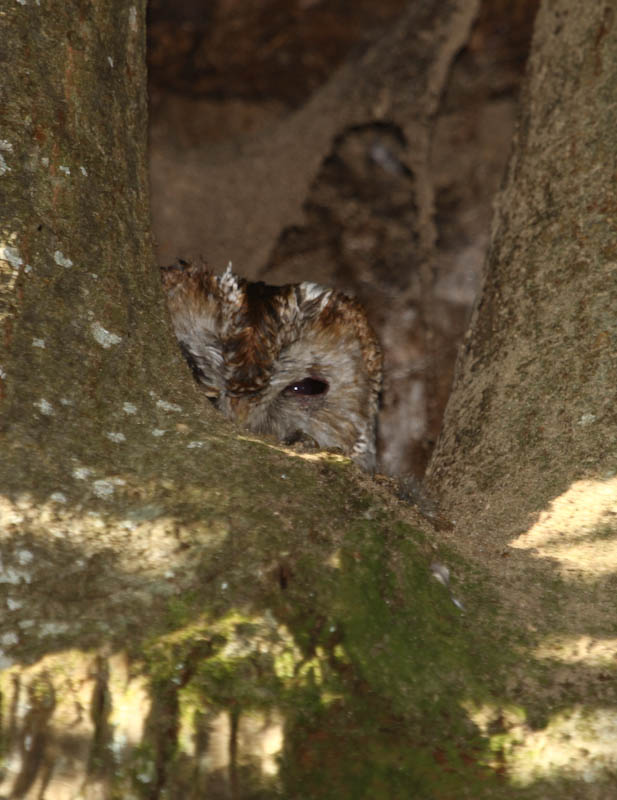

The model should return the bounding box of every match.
[425,2,617,792]
[427,0,617,541]
[3,0,617,798]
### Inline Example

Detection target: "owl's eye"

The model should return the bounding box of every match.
[282,377,329,397]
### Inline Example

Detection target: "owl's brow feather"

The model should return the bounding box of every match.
[222,279,299,396]
[221,279,338,398]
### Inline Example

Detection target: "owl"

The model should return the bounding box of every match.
[161,260,382,471]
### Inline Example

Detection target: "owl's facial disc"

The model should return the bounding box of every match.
[281,377,329,397]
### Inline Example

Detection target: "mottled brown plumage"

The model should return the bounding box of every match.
[161,260,382,470]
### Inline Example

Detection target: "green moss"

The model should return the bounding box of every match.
[129,480,546,799]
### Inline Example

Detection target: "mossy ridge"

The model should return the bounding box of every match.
[135,504,545,798]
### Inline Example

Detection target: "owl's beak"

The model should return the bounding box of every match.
[229,396,250,425]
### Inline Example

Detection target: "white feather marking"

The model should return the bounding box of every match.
[351,432,369,456]
[301,282,331,305]
[218,261,243,308]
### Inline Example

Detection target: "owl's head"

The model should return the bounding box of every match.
[161,261,382,470]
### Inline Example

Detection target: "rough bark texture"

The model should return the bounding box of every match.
[2,0,617,798]
[150,0,476,279]
[0,0,162,477]
[427,0,617,538]
[424,4,617,793]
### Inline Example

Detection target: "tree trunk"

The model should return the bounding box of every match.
[427,0,617,562]
[2,0,616,798]
[425,0,617,791]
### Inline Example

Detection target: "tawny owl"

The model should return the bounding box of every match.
[161,260,382,471]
